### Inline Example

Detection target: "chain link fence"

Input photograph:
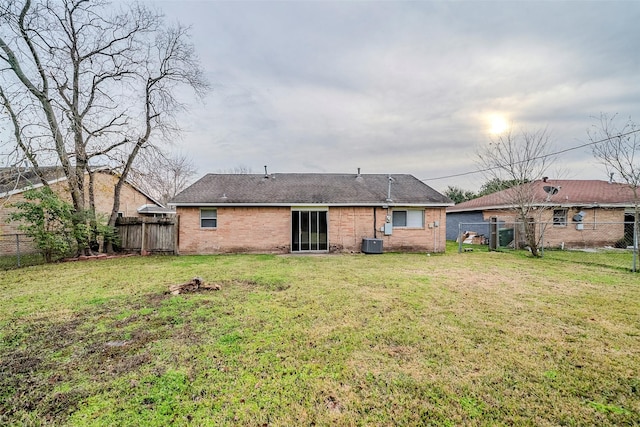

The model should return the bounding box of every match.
[455,220,639,271]
[0,234,44,269]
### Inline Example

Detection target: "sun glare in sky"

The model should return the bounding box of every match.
[488,115,509,135]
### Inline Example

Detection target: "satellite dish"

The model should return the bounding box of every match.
[543,186,559,195]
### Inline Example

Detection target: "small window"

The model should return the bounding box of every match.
[553,209,567,226]
[201,209,217,228]
[392,211,407,227]
[392,210,424,228]
[117,212,124,218]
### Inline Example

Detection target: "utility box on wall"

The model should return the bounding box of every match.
[362,238,383,254]
[384,223,393,235]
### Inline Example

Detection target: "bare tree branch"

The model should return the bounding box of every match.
[0,0,209,254]
[476,126,556,256]
[0,85,47,185]
[588,113,639,270]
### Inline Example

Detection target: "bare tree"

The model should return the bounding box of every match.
[477,127,555,257]
[128,151,198,206]
[0,0,208,254]
[588,113,639,271]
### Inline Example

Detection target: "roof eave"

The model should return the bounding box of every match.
[1,168,165,208]
[448,202,636,213]
[170,202,453,208]
[0,176,68,199]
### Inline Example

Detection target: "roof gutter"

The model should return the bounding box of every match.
[169,202,454,208]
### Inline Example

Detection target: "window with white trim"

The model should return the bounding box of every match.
[200,209,217,228]
[553,209,567,226]
[392,210,424,228]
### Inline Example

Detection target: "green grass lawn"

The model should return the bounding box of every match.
[1,246,639,426]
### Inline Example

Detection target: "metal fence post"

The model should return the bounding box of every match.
[16,234,21,268]
[458,223,462,254]
[633,220,638,273]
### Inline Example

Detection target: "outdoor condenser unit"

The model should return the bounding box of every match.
[361,238,383,254]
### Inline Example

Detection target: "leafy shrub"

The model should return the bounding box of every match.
[7,187,117,261]
[8,187,75,262]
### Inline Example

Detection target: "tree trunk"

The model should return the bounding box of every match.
[524,216,540,257]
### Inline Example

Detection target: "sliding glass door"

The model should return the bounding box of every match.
[291,210,328,252]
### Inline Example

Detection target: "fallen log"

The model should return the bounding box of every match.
[168,277,221,295]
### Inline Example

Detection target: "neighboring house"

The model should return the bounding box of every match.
[137,204,176,217]
[169,172,453,254]
[446,179,638,248]
[0,166,163,254]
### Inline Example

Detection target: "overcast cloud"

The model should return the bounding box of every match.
[148,0,640,192]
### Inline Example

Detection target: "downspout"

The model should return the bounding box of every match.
[438,208,443,251]
[373,207,377,238]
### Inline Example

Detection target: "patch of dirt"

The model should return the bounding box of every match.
[0,298,188,424]
[325,395,342,413]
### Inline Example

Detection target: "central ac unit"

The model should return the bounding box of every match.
[361,238,383,254]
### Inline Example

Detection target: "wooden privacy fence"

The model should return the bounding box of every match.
[115,217,178,254]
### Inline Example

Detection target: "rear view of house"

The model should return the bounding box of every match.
[170,172,453,254]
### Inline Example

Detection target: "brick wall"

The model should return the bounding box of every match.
[91,172,154,218]
[481,207,628,248]
[177,206,291,254]
[0,171,155,255]
[540,208,626,248]
[176,205,448,254]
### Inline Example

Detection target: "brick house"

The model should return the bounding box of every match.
[169,173,453,254]
[446,179,638,248]
[1,167,162,254]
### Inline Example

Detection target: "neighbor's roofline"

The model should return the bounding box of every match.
[448,202,635,213]
[0,176,68,199]
[1,167,165,208]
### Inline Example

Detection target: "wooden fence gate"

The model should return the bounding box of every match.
[115,217,178,255]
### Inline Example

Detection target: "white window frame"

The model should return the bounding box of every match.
[200,208,217,229]
[392,209,424,228]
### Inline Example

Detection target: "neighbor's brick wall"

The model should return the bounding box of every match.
[0,171,154,255]
[177,206,448,254]
[1,181,78,239]
[481,207,627,248]
[540,208,625,248]
[91,172,154,218]
[1,172,152,235]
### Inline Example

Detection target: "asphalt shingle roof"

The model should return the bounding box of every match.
[448,179,638,212]
[170,173,452,206]
[0,167,66,196]
[0,166,164,208]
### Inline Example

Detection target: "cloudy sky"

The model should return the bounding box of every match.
[148,0,640,193]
